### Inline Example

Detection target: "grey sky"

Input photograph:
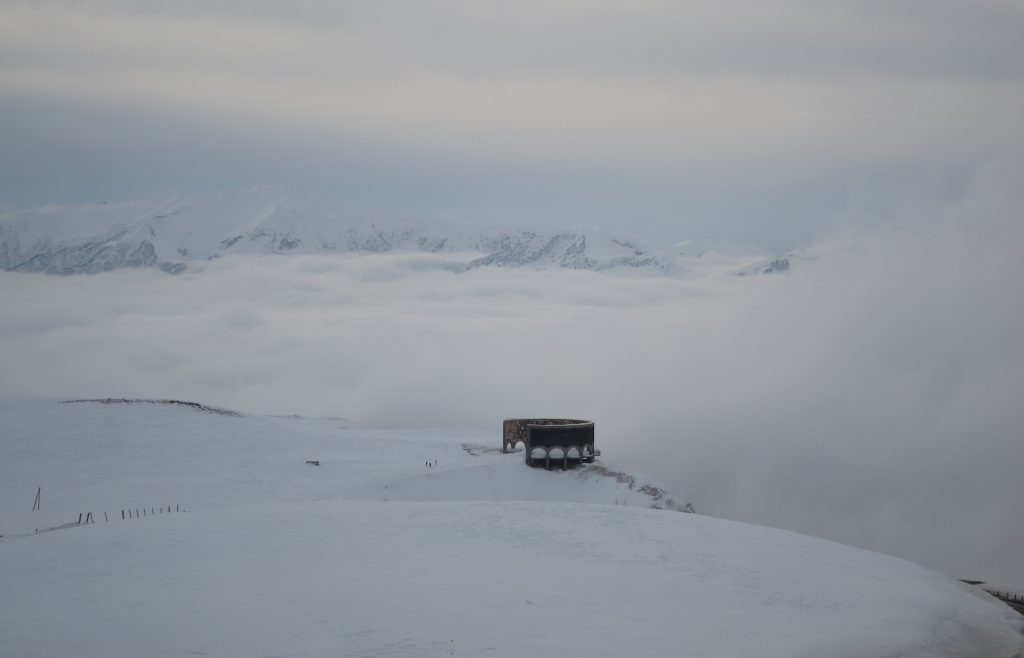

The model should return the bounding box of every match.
[2,0,1022,250]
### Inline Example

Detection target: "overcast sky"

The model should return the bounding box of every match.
[2,0,1022,249]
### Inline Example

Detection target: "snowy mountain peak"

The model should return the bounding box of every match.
[1,188,795,277]
[0,188,678,275]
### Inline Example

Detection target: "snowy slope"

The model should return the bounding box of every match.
[670,238,809,278]
[0,399,685,536]
[0,188,677,275]
[0,399,1021,657]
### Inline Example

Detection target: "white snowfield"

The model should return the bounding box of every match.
[1,400,1021,658]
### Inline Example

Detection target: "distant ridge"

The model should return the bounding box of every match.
[60,398,240,416]
[0,188,673,275]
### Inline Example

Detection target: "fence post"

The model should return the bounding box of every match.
[32,486,41,511]
[77,513,82,525]
[122,510,125,520]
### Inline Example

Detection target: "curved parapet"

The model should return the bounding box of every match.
[502,418,589,452]
[502,418,597,468]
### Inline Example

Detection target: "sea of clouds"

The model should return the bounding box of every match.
[2,161,1022,586]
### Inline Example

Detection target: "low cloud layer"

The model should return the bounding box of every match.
[2,162,1022,585]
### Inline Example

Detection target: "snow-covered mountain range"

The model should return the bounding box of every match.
[0,187,785,276]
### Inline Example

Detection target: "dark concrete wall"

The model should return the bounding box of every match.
[503,418,590,452]
[527,423,594,449]
[502,418,596,468]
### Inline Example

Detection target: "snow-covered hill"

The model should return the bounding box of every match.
[0,187,678,276]
[0,399,1020,657]
[0,398,687,535]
